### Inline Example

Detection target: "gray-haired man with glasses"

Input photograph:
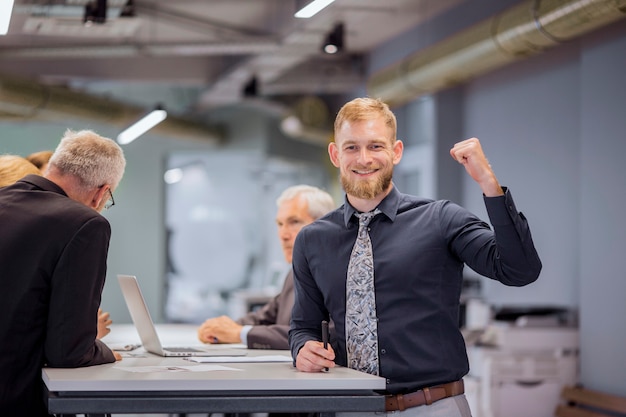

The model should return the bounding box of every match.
[0,129,126,416]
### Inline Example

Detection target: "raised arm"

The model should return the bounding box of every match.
[450,137,504,197]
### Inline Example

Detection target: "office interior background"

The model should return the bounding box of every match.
[1,0,625,403]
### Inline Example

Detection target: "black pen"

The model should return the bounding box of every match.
[321,320,329,372]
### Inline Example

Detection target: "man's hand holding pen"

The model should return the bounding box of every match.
[295,331,336,373]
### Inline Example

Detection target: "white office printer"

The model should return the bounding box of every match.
[463,304,579,417]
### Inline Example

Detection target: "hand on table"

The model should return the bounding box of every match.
[97,308,112,339]
[197,315,243,344]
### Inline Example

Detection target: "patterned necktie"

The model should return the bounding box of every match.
[345,208,381,375]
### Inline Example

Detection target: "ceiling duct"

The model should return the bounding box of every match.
[367,0,626,107]
[0,73,222,143]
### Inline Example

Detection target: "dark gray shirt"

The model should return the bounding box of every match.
[289,186,541,394]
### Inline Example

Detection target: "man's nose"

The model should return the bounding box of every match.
[358,148,374,164]
[278,226,291,239]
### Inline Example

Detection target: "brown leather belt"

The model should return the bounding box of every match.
[385,380,465,412]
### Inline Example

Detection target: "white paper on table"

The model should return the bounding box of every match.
[116,364,242,373]
[185,355,293,363]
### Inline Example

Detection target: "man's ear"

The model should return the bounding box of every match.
[392,139,404,165]
[328,142,340,168]
[90,185,109,211]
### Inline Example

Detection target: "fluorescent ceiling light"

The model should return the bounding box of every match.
[117,107,167,144]
[0,0,15,35]
[295,0,335,18]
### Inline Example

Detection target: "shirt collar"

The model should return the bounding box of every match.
[342,185,401,227]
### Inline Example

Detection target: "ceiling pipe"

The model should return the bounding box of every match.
[0,73,223,143]
[367,0,626,107]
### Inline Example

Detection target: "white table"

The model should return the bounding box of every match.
[43,324,387,416]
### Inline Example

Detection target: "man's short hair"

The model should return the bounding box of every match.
[334,97,397,142]
[48,129,126,191]
[276,185,336,220]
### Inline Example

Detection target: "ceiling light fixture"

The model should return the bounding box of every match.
[84,0,108,26]
[117,104,167,145]
[242,76,259,97]
[0,0,15,35]
[295,0,335,18]
[322,23,344,54]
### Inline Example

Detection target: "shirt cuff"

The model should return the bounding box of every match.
[484,186,519,226]
[240,325,252,347]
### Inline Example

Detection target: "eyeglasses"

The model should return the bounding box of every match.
[104,188,115,210]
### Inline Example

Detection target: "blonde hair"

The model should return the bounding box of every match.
[26,150,54,170]
[0,155,42,188]
[48,129,126,191]
[334,97,397,142]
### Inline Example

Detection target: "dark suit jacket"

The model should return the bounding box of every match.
[237,270,295,350]
[0,175,116,416]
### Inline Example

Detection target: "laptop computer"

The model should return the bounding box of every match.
[117,274,247,357]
